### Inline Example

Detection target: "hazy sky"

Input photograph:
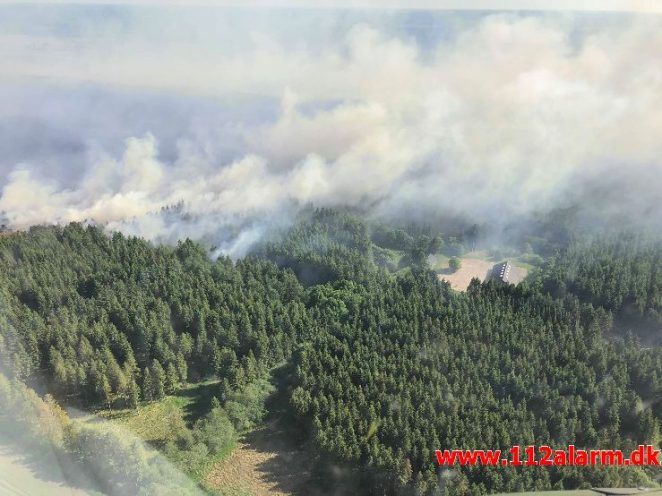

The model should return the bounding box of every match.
[1,1,661,12]
[1,3,660,251]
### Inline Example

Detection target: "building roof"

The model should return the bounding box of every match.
[492,261,511,283]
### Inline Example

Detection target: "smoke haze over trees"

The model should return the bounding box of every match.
[0,5,661,254]
[1,4,662,495]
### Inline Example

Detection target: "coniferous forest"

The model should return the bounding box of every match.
[1,209,661,495]
[3,4,662,495]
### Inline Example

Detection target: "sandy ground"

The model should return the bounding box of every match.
[437,257,495,291]
[205,420,312,496]
[437,258,528,291]
[0,441,92,496]
[507,265,529,285]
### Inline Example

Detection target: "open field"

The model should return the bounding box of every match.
[93,379,227,483]
[96,379,220,437]
[434,251,531,291]
[205,419,312,496]
[94,380,220,445]
[97,395,190,444]
[437,256,495,290]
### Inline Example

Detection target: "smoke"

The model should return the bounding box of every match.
[1,6,661,252]
[0,400,206,496]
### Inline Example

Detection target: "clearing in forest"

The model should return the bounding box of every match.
[435,253,529,291]
[437,256,495,291]
[204,419,312,496]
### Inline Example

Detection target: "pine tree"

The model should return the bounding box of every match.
[150,360,166,400]
[141,367,153,401]
[165,363,179,394]
[127,378,140,409]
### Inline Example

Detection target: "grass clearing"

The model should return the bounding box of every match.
[93,379,234,488]
[96,379,221,445]
[428,253,451,271]
[99,395,188,445]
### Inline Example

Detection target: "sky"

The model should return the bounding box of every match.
[0,3,661,253]
[1,1,661,12]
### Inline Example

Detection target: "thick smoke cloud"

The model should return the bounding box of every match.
[1,7,661,254]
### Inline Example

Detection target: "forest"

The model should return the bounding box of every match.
[0,209,661,495]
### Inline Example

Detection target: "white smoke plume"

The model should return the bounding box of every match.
[1,7,661,252]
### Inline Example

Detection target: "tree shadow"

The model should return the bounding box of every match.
[175,380,221,424]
